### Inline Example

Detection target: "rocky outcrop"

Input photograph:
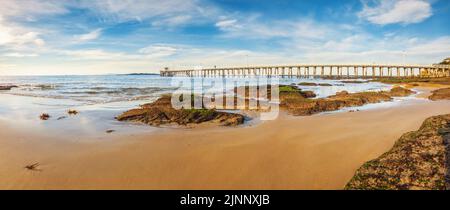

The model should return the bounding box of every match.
[429,88,450,101]
[345,114,450,190]
[278,85,317,98]
[0,85,18,90]
[388,86,417,97]
[372,77,450,86]
[233,85,414,116]
[298,82,333,86]
[341,80,369,84]
[280,87,414,116]
[116,95,245,126]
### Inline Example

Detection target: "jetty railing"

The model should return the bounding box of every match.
[160,64,450,78]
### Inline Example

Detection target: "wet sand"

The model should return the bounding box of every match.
[1,90,449,189]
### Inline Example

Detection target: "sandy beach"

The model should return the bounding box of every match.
[0,86,449,190]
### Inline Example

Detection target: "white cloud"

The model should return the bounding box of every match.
[151,15,193,27]
[215,15,334,41]
[75,29,102,42]
[72,0,217,26]
[1,0,218,28]
[358,0,432,25]
[0,0,68,20]
[215,19,241,31]
[139,44,179,58]
[2,53,38,57]
[0,63,17,71]
[0,16,46,48]
[61,49,125,60]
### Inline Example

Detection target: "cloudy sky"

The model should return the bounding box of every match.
[0,0,449,75]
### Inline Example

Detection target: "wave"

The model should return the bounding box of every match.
[0,86,177,105]
[17,84,59,90]
[60,87,177,95]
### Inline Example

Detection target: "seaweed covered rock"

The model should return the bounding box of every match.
[345,114,450,190]
[281,90,393,116]
[429,88,450,101]
[232,85,414,116]
[388,86,416,97]
[341,80,369,84]
[116,95,245,126]
[298,82,333,86]
[279,85,316,98]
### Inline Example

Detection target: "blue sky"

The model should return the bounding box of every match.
[0,0,449,75]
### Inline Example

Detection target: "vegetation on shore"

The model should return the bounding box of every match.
[345,114,450,190]
[439,57,450,65]
[372,77,450,86]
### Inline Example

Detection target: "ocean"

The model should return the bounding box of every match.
[0,74,393,106]
[0,74,424,138]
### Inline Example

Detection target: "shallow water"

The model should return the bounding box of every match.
[0,75,392,106]
[0,75,401,138]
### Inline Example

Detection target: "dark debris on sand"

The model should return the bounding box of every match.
[68,109,79,115]
[25,163,41,171]
[39,113,50,120]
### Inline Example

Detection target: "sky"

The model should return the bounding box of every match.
[0,0,449,75]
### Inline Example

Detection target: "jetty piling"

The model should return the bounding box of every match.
[160,64,450,78]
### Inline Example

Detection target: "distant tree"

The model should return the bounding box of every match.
[439,57,450,65]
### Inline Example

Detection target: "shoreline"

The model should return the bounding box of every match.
[1,86,449,189]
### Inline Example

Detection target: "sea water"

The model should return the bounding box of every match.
[0,75,400,138]
[0,74,393,106]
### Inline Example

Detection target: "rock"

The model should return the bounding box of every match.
[429,88,450,101]
[0,85,18,90]
[279,85,316,98]
[40,113,50,120]
[117,95,245,127]
[68,109,79,115]
[341,80,369,84]
[234,86,409,116]
[281,89,393,116]
[299,90,316,98]
[298,82,333,86]
[318,83,333,86]
[372,77,450,86]
[57,116,67,120]
[388,86,416,97]
[279,85,301,92]
[297,82,317,86]
[335,91,349,96]
[345,114,450,190]
[106,130,115,133]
